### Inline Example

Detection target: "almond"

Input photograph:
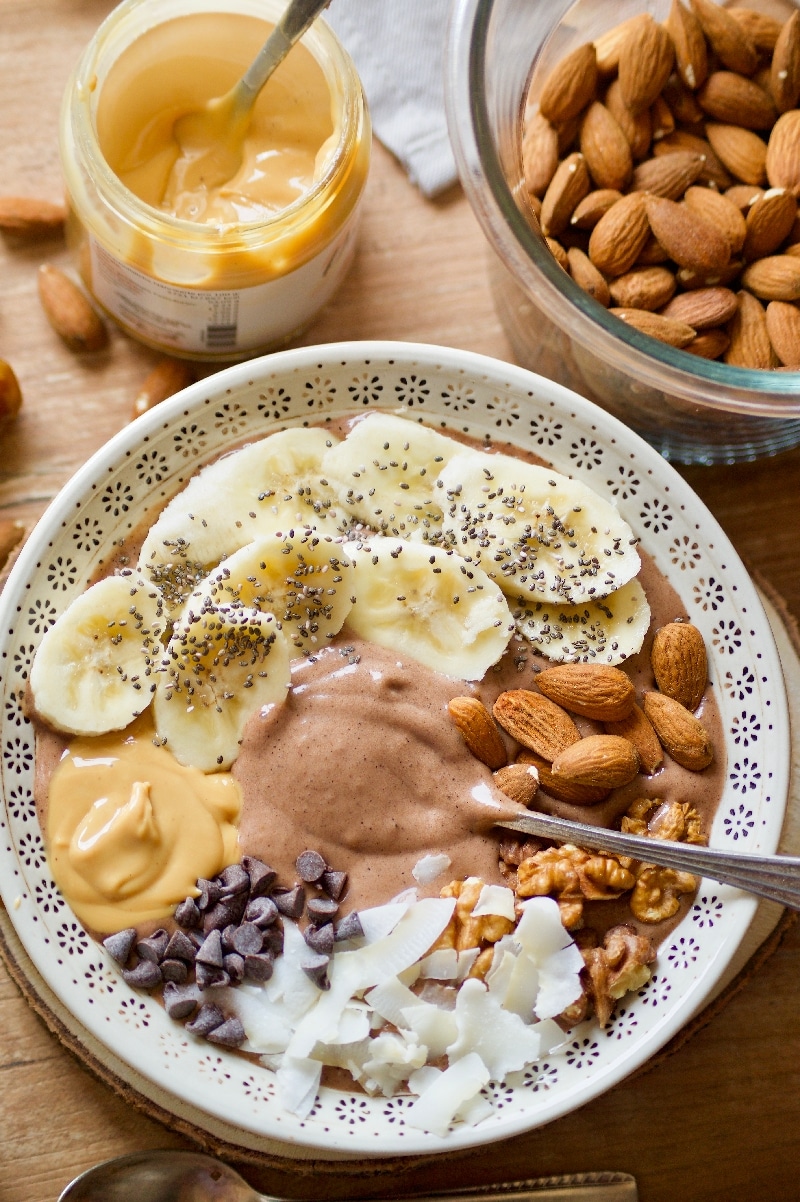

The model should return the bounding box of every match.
[0,519,25,574]
[766,110,800,193]
[546,236,569,271]
[644,195,732,274]
[666,0,709,90]
[741,253,800,300]
[493,762,539,808]
[566,246,611,306]
[642,691,713,771]
[690,0,759,75]
[0,195,66,236]
[661,74,705,125]
[610,307,697,347]
[706,122,768,185]
[588,191,651,276]
[683,186,747,254]
[743,188,798,260]
[493,689,580,761]
[535,663,636,722]
[604,702,663,775]
[697,71,777,129]
[604,78,652,159]
[132,358,196,420]
[724,289,776,367]
[579,101,633,191]
[540,151,591,236]
[618,13,675,115]
[448,696,507,770]
[630,150,706,199]
[765,299,800,366]
[550,734,641,790]
[771,10,800,113]
[570,188,624,230]
[0,359,23,429]
[685,327,731,358]
[651,621,708,711]
[651,94,676,142]
[37,265,108,353]
[538,42,598,125]
[654,130,733,190]
[608,266,676,311]
[523,110,560,198]
[660,285,739,329]
[595,15,648,76]
[724,183,765,211]
[517,749,610,806]
[729,7,783,53]
[635,235,671,266]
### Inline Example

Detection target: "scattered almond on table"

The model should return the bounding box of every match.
[523,2,800,368]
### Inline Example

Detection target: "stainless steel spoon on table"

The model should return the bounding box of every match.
[498,810,800,910]
[58,1151,638,1201]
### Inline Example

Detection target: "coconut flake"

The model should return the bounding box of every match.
[365,976,421,1028]
[471,883,515,921]
[405,1052,490,1136]
[417,948,459,980]
[275,1053,322,1119]
[412,852,452,885]
[401,1000,458,1059]
[446,978,543,1079]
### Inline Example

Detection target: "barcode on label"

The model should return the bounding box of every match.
[205,323,238,349]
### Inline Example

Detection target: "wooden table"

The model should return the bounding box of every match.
[2,3,800,1200]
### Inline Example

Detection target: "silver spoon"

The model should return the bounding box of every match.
[498,810,800,910]
[58,1150,638,1201]
[171,0,333,192]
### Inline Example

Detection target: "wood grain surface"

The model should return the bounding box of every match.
[1,3,800,1200]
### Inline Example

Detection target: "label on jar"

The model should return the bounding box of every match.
[87,218,358,356]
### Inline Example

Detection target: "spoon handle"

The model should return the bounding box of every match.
[497,811,800,910]
[241,0,333,99]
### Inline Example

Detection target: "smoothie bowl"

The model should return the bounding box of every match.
[0,342,790,1157]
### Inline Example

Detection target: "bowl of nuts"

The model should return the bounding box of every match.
[446,0,800,463]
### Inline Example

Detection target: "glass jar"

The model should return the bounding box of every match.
[60,0,371,362]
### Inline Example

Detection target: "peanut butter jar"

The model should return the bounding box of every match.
[59,0,371,361]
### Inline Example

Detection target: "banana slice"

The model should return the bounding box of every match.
[344,536,514,679]
[321,412,459,540]
[153,606,290,772]
[185,527,355,654]
[436,450,640,606]
[512,577,651,665]
[138,427,342,609]
[30,572,164,736]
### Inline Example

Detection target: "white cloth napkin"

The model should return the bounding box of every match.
[326,0,458,198]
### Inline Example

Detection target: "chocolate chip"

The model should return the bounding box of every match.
[296,849,326,883]
[301,953,330,990]
[186,1001,225,1036]
[244,896,278,927]
[218,863,250,895]
[122,960,162,990]
[136,929,169,963]
[160,958,189,984]
[242,856,277,898]
[273,885,305,919]
[231,922,263,956]
[203,891,247,932]
[163,982,198,1021]
[243,952,274,983]
[304,923,334,955]
[262,925,284,955]
[220,924,240,954]
[223,953,245,984]
[195,878,222,911]
[334,911,364,942]
[307,896,339,922]
[196,928,224,968]
[164,929,197,963]
[321,870,347,901]
[195,962,230,990]
[207,1016,246,1048]
[174,897,202,929]
[102,928,137,966]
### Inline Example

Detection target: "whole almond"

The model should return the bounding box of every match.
[567,246,611,306]
[523,110,560,198]
[743,188,798,260]
[608,266,676,311]
[0,195,66,236]
[610,307,697,347]
[493,689,580,761]
[132,358,196,419]
[517,749,610,806]
[729,7,783,53]
[595,15,649,76]
[741,253,800,300]
[0,359,23,429]
[642,691,713,771]
[37,265,108,353]
[662,74,705,125]
[655,130,733,190]
[570,188,624,229]
[448,696,507,770]
[605,78,652,160]
[765,299,800,366]
[0,519,25,574]
[724,183,765,211]
[579,101,633,191]
[697,71,776,129]
[540,152,591,237]
[604,702,663,775]
[766,110,800,193]
[666,0,709,90]
[683,186,747,254]
[650,94,676,142]
[690,0,759,75]
[771,10,800,113]
[546,237,569,271]
[676,258,744,290]
[630,150,705,199]
[493,762,540,808]
[706,122,768,185]
[539,42,598,125]
[685,328,731,358]
[645,195,731,274]
[550,734,641,790]
[724,289,776,367]
[536,663,636,722]
[588,191,651,276]
[651,621,708,711]
[618,13,675,115]
[660,285,739,329]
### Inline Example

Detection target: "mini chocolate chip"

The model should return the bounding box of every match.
[122,960,162,990]
[242,856,277,898]
[195,878,222,911]
[262,925,284,955]
[334,911,364,942]
[136,929,169,963]
[304,923,334,955]
[320,870,348,901]
[163,982,199,1021]
[244,952,274,983]
[196,928,224,968]
[203,892,247,932]
[301,953,330,990]
[223,952,245,984]
[160,958,189,984]
[219,863,250,895]
[195,962,230,990]
[296,849,327,882]
[186,1001,225,1036]
[244,896,278,927]
[164,929,197,963]
[307,896,339,922]
[231,922,264,956]
[273,885,305,919]
[174,897,202,929]
[102,928,137,966]
[207,1016,246,1048]
[220,924,240,954]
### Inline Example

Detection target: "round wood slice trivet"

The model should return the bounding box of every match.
[1,580,798,1179]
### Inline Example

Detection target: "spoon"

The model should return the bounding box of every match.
[171,0,333,193]
[58,1150,637,1201]
[497,810,800,910]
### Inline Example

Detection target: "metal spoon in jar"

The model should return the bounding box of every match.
[497,810,800,910]
[171,0,333,192]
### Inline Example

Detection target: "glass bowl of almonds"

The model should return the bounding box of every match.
[446,0,800,463]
